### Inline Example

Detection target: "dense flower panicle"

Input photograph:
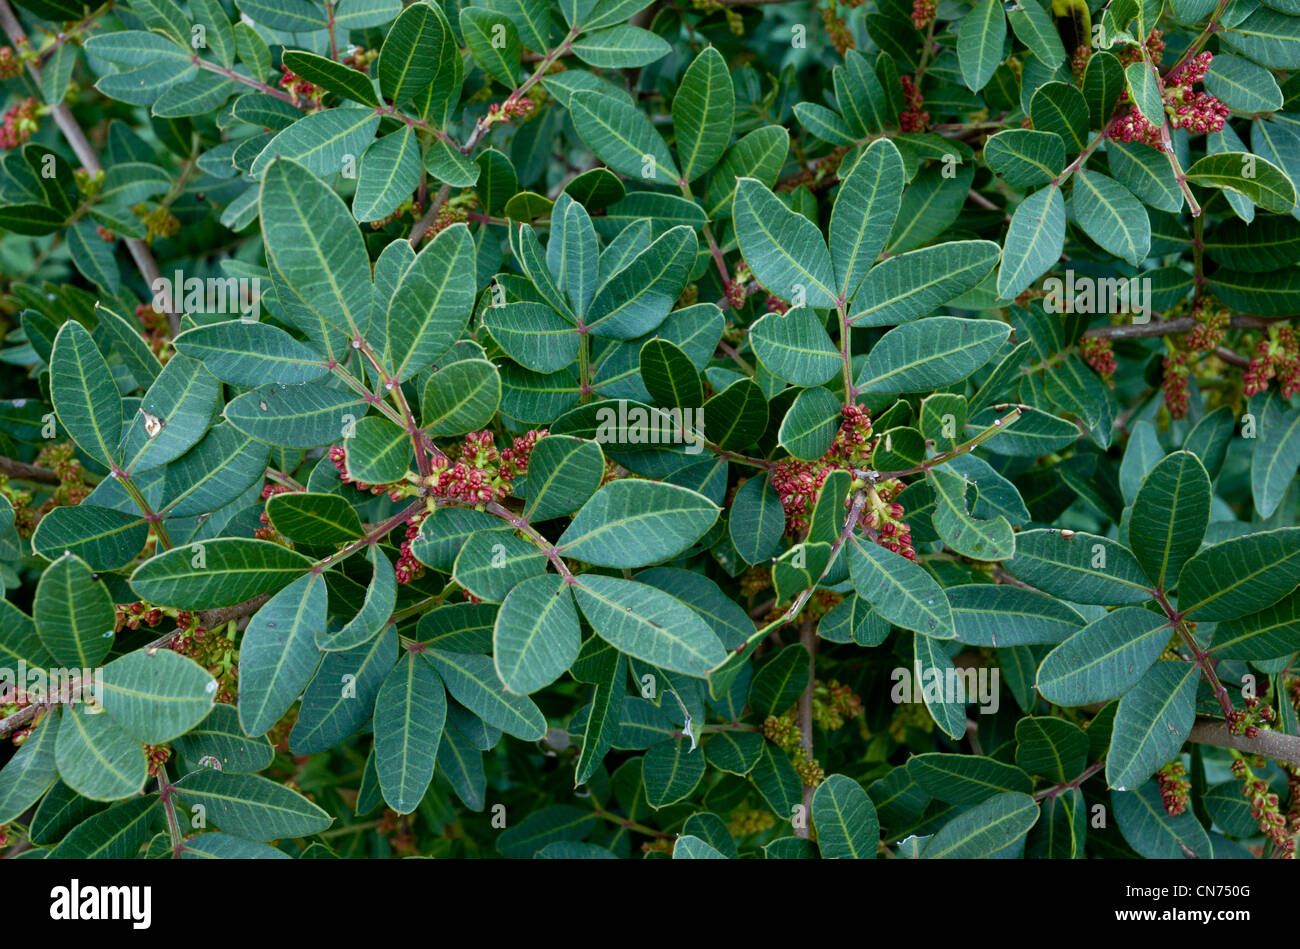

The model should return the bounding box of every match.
[1183,300,1230,353]
[169,619,238,706]
[395,510,426,585]
[0,46,23,79]
[910,0,935,31]
[899,75,929,132]
[0,97,39,149]
[1243,326,1300,397]
[1161,351,1190,419]
[770,458,832,536]
[1156,760,1191,816]
[1232,758,1295,854]
[1107,50,1226,151]
[821,3,854,55]
[1078,336,1117,381]
[1070,44,1092,77]
[765,295,789,315]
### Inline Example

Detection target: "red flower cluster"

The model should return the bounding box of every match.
[770,459,831,537]
[910,0,935,31]
[863,478,915,560]
[1156,760,1190,816]
[1183,299,1230,353]
[255,482,296,540]
[0,97,39,150]
[1161,351,1189,419]
[821,4,854,56]
[0,46,23,80]
[278,66,319,99]
[487,96,534,121]
[396,509,426,585]
[1231,758,1295,855]
[114,601,165,633]
[329,445,410,501]
[765,295,789,315]
[1108,51,1227,150]
[1079,336,1117,382]
[1226,694,1276,740]
[899,75,929,133]
[421,429,546,504]
[1243,325,1300,398]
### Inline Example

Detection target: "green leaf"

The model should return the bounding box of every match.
[778,386,842,461]
[733,177,836,307]
[947,583,1085,646]
[56,705,146,801]
[119,354,219,475]
[569,90,678,182]
[704,379,769,450]
[1204,53,1283,113]
[571,24,670,68]
[1106,660,1198,790]
[281,50,379,106]
[380,223,476,381]
[1210,588,1300,660]
[174,770,332,840]
[586,225,697,339]
[855,317,1009,393]
[673,835,728,858]
[131,538,314,610]
[558,480,718,567]
[1130,450,1211,591]
[984,129,1066,188]
[291,629,396,752]
[848,535,955,638]
[174,320,328,387]
[1014,716,1089,783]
[1072,170,1150,266]
[1036,607,1172,706]
[1251,390,1300,518]
[644,737,705,807]
[909,753,1033,804]
[830,139,904,302]
[378,0,452,105]
[573,575,727,677]
[997,186,1065,299]
[922,792,1039,858]
[374,651,447,814]
[249,107,379,179]
[1185,152,1297,214]
[344,416,411,485]
[748,643,809,717]
[353,127,422,223]
[50,320,123,467]
[1007,1,1065,66]
[728,475,785,565]
[1005,529,1153,604]
[672,46,734,182]
[0,712,59,824]
[239,572,325,737]
[928,466,1015,561]
[30,505,148,571]
[173,704,274,773]
[848,241,1002,327]
[1112,783,1211,858]
[100,650,215,744]
[812,774,879,859]
[230,381,366,449]
[958,0,1006,92]
[524,435,605,522]
[260,160,371,360]
[422,649,547,740]
[461,7,521,87]
[35,553,114,668]
[453,530,547,603]
[421,359,501,435]
[1030,82,1089,153]
[494,575,581,694]
[640,338,703,409]
[749,307,840,386]
[1177,528,1300,621]
[266,492,364,547]
[1107,140,1183,212]
[48,793,157,858]
[1124,61,1164,127]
